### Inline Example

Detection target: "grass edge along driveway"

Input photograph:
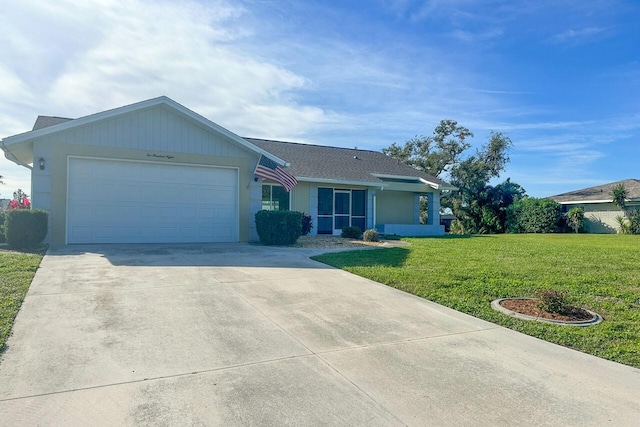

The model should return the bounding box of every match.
[0,250,44,355]
[312,234,640,369]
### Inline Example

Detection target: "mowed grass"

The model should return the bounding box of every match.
[313,234,640,368]
[0,250,43,354]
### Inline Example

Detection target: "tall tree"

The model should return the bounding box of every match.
[448,132,514,233]
[383,123,516,233]
[382,119,473,177]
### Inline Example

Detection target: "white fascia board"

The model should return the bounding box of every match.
[557,199,614,204]
[559,199,640,205]
[163,98,288,166]
[296,176,388,189]
[369,173,455,191]
[416,177,458,191]
[2,96,288,166]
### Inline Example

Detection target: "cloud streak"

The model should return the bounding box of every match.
[549,26,609,45]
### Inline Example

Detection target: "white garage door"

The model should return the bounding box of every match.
[67,158,238,244]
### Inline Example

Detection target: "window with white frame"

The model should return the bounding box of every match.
[262,184,291,211]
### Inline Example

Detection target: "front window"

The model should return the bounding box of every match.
[262,185,290,211]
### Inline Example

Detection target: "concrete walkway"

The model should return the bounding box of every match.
[0,244,639,426]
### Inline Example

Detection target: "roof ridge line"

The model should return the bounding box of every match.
[243,137,381,154]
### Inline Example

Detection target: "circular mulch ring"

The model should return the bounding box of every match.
[491,298,603,326]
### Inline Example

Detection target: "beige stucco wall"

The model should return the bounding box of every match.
[565,202,622,234]
[291,181,311,213]
[376,190,413,224]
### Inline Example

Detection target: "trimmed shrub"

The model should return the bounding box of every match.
[0,211,5,243]
[301,212,313,236]
[4,209,48,249]
[255,210,302,245]
[506,197,562,233]
[363,228,379,242]
[341,226,362,239]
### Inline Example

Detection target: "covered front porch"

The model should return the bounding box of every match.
[375,191,445,236]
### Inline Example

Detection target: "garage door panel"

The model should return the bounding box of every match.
[67,158,238,244]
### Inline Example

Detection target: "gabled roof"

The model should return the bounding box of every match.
[32,116,72,131]
[3,96,287,166]
[246,138,454,190]
[550,179,640,204]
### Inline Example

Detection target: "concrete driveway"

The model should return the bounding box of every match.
[1,244,639,426]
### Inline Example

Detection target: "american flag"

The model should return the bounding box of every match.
[253,155,298,192]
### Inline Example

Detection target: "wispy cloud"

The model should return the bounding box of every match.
[549,26,609,45]
[449,28,504,43]
[0,0,337,139]
[463,88,534,95]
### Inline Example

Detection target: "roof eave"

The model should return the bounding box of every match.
[557,198,640,205]
[296,176,389,188]
[2,96,287,166]
[556,199,613,204]
[370,173,453,190]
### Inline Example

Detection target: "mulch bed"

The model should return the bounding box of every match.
[500,298,595,322]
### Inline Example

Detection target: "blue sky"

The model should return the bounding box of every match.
[1,0,638,198]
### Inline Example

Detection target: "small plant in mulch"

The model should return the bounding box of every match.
[498,288,596,322]
[535,289,571,315]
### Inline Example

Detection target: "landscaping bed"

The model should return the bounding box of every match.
[312,234,640,368]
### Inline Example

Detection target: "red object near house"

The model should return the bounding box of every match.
[7,197,30,210]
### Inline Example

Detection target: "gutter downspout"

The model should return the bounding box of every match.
[1,140,33,170]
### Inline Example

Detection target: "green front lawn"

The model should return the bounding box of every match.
[313,234,640,368]
[0,250,44,354]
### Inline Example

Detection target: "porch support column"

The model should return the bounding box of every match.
[367,189,376,230]
[426,192,440,225]
[413,194,421,225]
[309,184,318,235]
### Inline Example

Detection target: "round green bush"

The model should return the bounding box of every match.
[341,226,362,239]
[363,229,379,242]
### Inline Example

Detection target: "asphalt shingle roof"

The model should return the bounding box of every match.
[245,138,450,187]
[32,116,73,131]
[25,113,451,188]
[550,179,640,203]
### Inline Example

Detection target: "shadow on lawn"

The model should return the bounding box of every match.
[313,247,410,268]
[406,234,495,240]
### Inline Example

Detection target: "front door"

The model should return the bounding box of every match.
[334,190,351,235]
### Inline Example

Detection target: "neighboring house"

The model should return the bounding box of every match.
[549,179,640,233]
[1,96,454,246]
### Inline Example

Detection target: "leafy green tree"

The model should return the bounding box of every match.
[566,207,585,233]
[448,132,515,233]
[451,178,525,234]
[506,198,563,233]
[382,119,473,177]
[384,123,517,233]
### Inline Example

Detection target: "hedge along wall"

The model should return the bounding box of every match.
[4,209,49,249]
[255,210,303,245]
